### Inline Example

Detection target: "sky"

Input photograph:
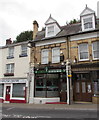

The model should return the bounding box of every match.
[0,0,99,46]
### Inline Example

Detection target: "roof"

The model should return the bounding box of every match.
[1,41,29,49]
[34,19,99,42]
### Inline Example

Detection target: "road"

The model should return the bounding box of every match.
[1,104,98,119]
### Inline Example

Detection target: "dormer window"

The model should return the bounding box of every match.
[80,5,95,31]
[45,14,61,38]
[83,17,93,30]
[47,26,54,36]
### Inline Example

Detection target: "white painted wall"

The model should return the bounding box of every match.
[0,48,3,77]
[0,42,30,79]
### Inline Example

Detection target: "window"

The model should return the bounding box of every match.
[12,83,25,98]
[41,49,49,64]
[35,74,59,97]
[19,45,27,57]
[47,26,54,36]
[6,63,14,73]
[7,47,14,59]
[0,84,4,97]
[52,47,60,63]
[92,41,99,59]
[83,17,93,30]
[78,43,89,61]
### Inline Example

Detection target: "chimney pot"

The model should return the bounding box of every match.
[6,38,12,45]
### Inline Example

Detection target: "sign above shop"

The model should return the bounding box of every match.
[0,79,27,83]
[35,69,66,74]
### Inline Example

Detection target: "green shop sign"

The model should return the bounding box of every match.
[35,69,66,74]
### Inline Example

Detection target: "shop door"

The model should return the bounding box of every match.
[74,80,93,102]
[60,82,67,102]
[5,86,11,101]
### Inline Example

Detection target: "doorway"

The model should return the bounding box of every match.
[73,73,93,102]
[60,73,67,102]
[5,86,11,101]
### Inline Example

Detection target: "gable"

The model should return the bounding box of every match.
[45,14,57,25]
[80,6,95,16]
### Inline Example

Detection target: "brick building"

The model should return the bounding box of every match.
[29,6,99,104]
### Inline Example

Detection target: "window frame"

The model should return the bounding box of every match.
[21,45,27,55]
[6,63,14,73]
[41,49,49,64]
[78,43,89,61]
[47,25,54,36]
[52,47,60,63]
[92,41,99,60]
[7,47,14,59]
[83,17,93,30]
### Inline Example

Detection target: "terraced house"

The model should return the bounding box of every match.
[0,39,30,103]
[29,6,99,104]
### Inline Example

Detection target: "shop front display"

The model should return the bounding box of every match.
[0,79,27,103]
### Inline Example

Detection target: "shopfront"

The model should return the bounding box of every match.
[72,63,99,103]
[0,79,27,103]
[34,66,67,104]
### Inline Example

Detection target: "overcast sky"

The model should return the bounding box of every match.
[0,0,98,46]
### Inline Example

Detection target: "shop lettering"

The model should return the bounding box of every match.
[0,79,26,83]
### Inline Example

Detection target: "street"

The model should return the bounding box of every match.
[1,103,98,119]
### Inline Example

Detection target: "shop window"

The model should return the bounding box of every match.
[35,74,59,97]
[92,41,99,59]
[12,83,25,98]
[0,84,4,97]
[41,49,49,64]
[52,47,60,63]
[78,43,89,61]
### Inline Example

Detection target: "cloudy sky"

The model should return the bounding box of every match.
[0,0,98,46]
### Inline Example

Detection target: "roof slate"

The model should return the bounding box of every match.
[34,20,99,42]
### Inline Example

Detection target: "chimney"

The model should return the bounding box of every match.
[6,38,12,45]
[33,20,39,40]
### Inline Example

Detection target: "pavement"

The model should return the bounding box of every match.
[1,102,98,111]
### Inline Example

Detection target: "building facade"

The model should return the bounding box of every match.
[0,39,30,103]
[30,6,99,104]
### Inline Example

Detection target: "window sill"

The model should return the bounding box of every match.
[4,73,14,76]
[79,59,89,62]
[19,54,28,57]
[7,56,14,59]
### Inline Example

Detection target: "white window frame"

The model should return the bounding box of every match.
[83,17,93,30]
[6,63,14,73]
[78,43,89,61]
[47,26,54,36]
[21,45,27,55]
[82,15,95,31]
[41,49,49,64]
[92,41,99,60]
[52,47,60,63]
[8,47,14,57]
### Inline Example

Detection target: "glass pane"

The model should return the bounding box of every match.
[94,51,99,58]
[80,52,88,59]
[82,82,86,93]
[87,83,92,93]
[12,83,25,97]
[76,82,80,93]
[0,84,4,97]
